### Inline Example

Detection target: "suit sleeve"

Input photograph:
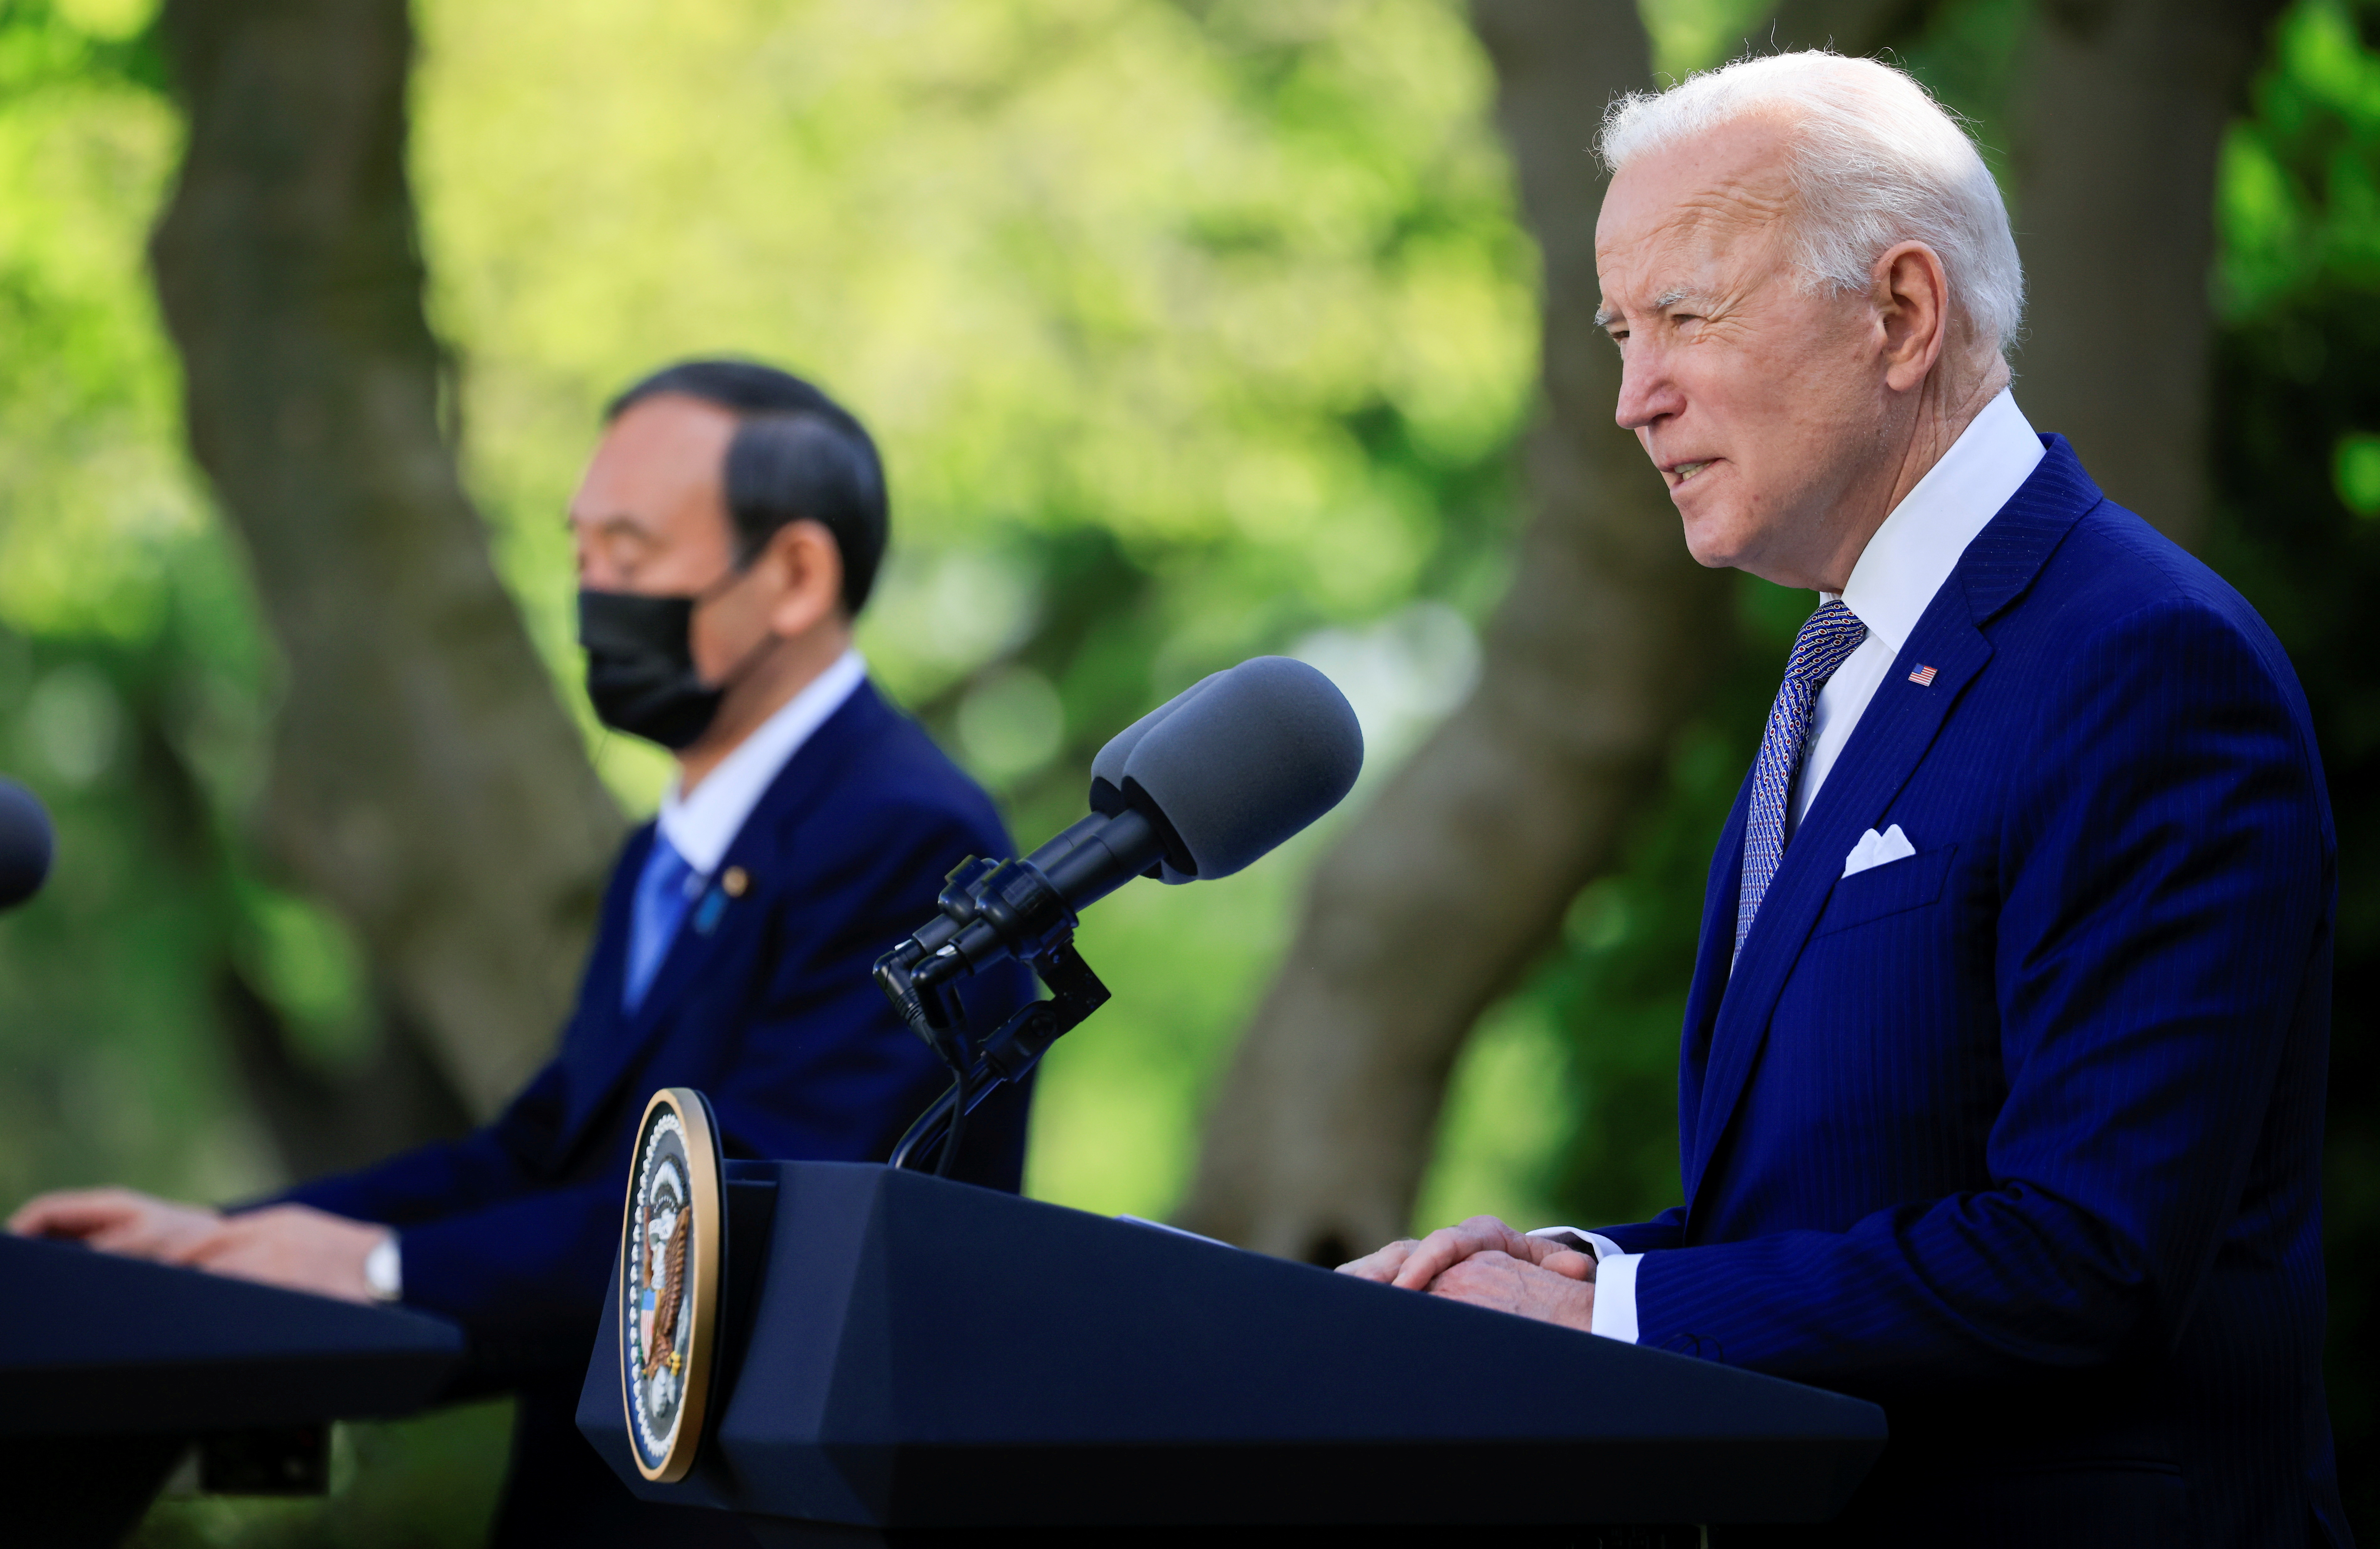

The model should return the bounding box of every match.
[1628,598,2331,1388]
[1588,1208,1689,1256]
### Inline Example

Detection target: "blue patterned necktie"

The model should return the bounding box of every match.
[1735,598,1869,961]
[625,832,701,1013]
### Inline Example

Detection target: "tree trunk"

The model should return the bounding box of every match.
[2007,0,2283,551]
[150,0,624,1121]
[1178,0,1735,1264]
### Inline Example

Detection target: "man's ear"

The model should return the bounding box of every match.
[760,519,846,639]
[1874,240,1951,392]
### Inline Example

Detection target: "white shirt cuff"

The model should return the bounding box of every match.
[1526,1226,1640,1344]
[363,1232,403,1302]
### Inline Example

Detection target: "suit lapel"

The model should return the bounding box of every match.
[1682,438,2103,1206]
[553,683,895,1152]
[1676,774,1753,1161]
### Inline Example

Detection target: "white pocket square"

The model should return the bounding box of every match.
[1842,823,1917,878]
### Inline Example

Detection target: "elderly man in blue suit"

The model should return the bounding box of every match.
[13,360,1031,1543]
[1341,54,2348,1548]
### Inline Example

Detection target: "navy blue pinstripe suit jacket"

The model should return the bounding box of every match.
[1598,439,2349,1546]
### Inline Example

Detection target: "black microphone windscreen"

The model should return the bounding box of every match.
[0,778,54,911]
[1087,670,1220,815]
[1118,656,1362,882]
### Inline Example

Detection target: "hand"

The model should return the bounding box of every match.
[178,1205,391,1304]
[9,1187,223,1260]
[1421,1248,1598,1332]
[1335,1215,1596,1291]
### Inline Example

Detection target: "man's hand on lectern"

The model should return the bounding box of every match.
[179,1203,387,1304]
[10,1186,223,1260]
[12,1189,389,1304]
[1334,1214,1598,1333]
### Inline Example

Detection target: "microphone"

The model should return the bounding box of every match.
[0,778,53,913]
[874,656,1362,1170]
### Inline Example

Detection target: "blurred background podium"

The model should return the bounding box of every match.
[0,1233,462,1547]
[579,1162,1885,1543]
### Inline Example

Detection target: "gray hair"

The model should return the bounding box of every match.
[1599,52,2023,355]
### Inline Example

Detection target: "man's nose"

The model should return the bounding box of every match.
[571,533,610,590]
[1613,347,1682,433]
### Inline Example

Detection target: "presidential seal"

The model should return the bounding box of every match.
[619,1087,723,1482]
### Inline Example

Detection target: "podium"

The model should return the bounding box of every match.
[0,1233,463,1546]
[578,1162,1886,1540]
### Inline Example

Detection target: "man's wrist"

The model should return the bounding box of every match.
[362,1232,402,1302]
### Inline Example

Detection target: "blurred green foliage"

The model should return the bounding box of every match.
[403,0,1540,1227]
[0,1,1538,1539]
[0,0,292,1216]
[0,0,2374,1540]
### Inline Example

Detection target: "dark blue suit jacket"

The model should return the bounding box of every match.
[1600,442,2348,1547]
[284,681,1033,1381]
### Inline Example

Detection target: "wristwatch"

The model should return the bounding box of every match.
[363,1233,403,1303]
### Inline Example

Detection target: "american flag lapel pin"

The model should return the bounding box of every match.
[1908,664,1938,687]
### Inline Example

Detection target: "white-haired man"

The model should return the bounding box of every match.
[1340,53,2348,1547]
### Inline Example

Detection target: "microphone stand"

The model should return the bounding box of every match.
[877,863,1116,1174]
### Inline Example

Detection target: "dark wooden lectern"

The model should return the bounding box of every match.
[579,1161,1886,1543]
[0,1233,462,1546]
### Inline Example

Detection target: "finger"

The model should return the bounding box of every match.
[32,1202,145,1243]
[131,1207,236,1263]
[1334,1241,1415,1281]
[1390,1223,1492,1290]
[1540,1248,1597,1281]
[86,1217,165,1254]
[8,1189,136,1238]
[1460,1216,1537,1257]
[1425,1248,1517,1293]
[8,1200,81,1237]
[164,1224,240,1267]
[1388,1216,1529,1291]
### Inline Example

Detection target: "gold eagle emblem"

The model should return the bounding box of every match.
[641,1202,690,1380]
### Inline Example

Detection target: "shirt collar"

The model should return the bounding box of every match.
[656,648,868,876]
[1832,389,2044,655]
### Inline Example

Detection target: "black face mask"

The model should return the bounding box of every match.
[578,589,726,749]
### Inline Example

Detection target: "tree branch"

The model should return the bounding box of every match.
[2007,0,2285,550]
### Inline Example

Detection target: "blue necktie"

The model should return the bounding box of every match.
[1735,599,1869,961]
[625,833,700,1013]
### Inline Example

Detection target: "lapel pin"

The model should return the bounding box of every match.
[722,866,750,898]
[1907,664,1938,687]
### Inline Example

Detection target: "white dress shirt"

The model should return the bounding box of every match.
[1543,389,2046,1344]
[1794,389,2045,830]
[657,647,868,875]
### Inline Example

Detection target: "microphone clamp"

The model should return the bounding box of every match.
[873,841,1130,1174]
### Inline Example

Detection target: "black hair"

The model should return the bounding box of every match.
[605,359,888,614]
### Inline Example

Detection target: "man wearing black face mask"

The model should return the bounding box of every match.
[11,361,1034,1545]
